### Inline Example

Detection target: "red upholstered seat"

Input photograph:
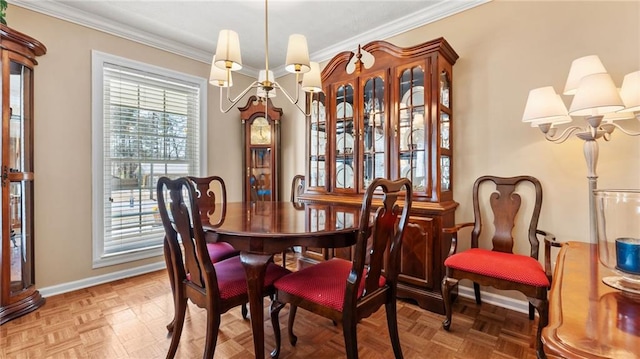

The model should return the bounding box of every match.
[216,256,290,299]
[206,242,238,263]
[274,258,386,311]
[444,248,550,287]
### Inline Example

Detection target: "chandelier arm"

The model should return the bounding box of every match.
[219,81,261,113]
[606,122,640,136]
[272,79,311,116]
[543,125,583,143]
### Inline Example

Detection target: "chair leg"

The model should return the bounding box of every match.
[166,296,187,359]
[441,276,458,330]
[528,297,549,359]
[281,251,287,269]
[529,302,535,320]
[202,310,221,359]
[241,303,248,320]
[342,315,359,359]
[287,305,298,346]
[269,299,285,359]
[385,299,404,359]
[473,282,482,304]
[164,240,177,332]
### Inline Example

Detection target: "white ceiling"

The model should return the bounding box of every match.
[11,0,487,76]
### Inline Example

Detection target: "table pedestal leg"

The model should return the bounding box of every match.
[240,251,272,359]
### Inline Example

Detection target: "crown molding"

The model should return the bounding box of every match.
[9,0,489,78]
[9,0,213,63]
[309,0,490,67]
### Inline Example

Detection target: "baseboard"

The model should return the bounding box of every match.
[38,262,166,298]
[38,263,531,315]
[456,285,530,315]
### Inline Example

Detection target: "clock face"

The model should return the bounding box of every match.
[250,117,271,145]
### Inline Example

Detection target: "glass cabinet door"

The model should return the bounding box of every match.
[249,117,273,201]
[308,93,326,188]
[334,84,355,191]
[6,61,36,298]
[361,74,386,190]
[397,65,427,194]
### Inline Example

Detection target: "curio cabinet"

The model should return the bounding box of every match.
[0,25,47,325]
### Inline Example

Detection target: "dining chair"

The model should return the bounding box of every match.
[269,177,412,359]
[441,175,560,359]
[157,176,290,359]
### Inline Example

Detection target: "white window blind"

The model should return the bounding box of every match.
[92,51,206,268]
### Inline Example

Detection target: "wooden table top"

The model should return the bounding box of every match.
[542,241,640,359]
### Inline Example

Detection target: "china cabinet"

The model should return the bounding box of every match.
[0,25,47,325]
[239,96,282,203]
[299,38,458,313]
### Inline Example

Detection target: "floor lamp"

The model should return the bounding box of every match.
[521,56,640,245]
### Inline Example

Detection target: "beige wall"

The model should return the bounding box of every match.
[6,1,640,293]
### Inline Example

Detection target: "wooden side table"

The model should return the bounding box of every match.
[542,241,640,358]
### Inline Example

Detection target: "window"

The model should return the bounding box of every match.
[91,51,207,268]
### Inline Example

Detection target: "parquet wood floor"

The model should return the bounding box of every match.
[0,254,539,358]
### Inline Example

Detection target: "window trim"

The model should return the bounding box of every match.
[91,50,207,268]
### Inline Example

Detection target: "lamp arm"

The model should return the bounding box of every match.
[273,75,312,116]
[605,122,640,137]
[219,80,261,113]
[543,125,583,143]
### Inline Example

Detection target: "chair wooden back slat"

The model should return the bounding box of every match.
[188,175,227,227]
[158,177,219,297]
[347,178,412,310]
[471,175,543,258]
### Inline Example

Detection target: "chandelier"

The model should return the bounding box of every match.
[209,0,323,114]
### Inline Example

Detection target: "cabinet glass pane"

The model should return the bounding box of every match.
[9,63,33,173]
[310,159,325,187]
[363,76,385,189]
[250,148,272,201]
[441,155,451,191]
[309,93,326,188]
[440,70,451,108]
[335,85,354,189]
[9,181,34,294]
[440,112,450,149]
[398,67,426,191]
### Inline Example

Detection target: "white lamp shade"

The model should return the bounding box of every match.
[522,86,569,124]
[301,62,322,93]
[215,30,242,71]
[285,34,311,74]
[257,70,276,98]
[568,73,624,116]
[619,70,640,112]
[563,55,607,95]
[209,55,232,87]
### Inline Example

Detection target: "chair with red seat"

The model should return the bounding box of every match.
[163,175,243,331]
[157,176,290,359]
[269,177,412,359]
[441,175,560,359]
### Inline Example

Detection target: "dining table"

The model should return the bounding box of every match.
[202,201,362,359]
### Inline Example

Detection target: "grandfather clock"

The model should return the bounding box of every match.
[0,25,47,324]
[239,96,282,203]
